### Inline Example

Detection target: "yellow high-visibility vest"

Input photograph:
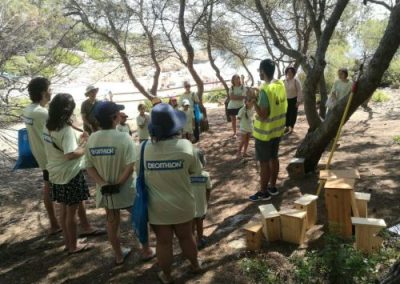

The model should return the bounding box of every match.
[253,80,287,141]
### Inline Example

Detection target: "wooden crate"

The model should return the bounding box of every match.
[287,158,305,179]
[258,204,281,242]
[351,217,386,254]
[243,223,263,251]
[319,169,360,180]
[324,178,355,238]
[280,209,307,245]
[354,192,370,218]
[294,194,318,229]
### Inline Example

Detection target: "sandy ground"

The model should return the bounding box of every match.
[0,91,399,283]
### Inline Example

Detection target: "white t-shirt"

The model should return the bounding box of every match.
[85,129,136,209]
[137,138,202,225]
[227,86,247,109]
[23,103,48,169]
[183,108,194,133]
[116,124,131,135]
[136,113,150,140]
[43,125,83,184]
[191,170,212,218]
[237,106,254,133]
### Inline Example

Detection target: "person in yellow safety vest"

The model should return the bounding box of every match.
[249,59,288,201]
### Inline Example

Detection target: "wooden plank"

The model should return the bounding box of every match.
[243,223,263,251]
[350,190,360,217]
[324,178,355,190]
[258,204,281,241]
[294,194,318,229]
[280,209,307,244]
[325,188,353,238]
[319,169,360,180]
[352,218,386,254]
[355,192,371,218]
[351,217,386,227]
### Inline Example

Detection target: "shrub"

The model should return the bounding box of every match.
[393,135,400,144]
[371,90,390,103]
[204,89,227,103]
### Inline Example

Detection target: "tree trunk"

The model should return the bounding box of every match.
[319,73,328,118]
[178,0,209,131]
[380,259,400,284]
[296,3,400,172]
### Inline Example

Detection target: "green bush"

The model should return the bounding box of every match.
[240,258,278,283]
[371,90,390,103]
[204,89,227,103]
[393,135,400,144]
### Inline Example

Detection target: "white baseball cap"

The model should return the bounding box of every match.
[182,99,190,106]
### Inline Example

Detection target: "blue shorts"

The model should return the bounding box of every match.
[255,137,281,161]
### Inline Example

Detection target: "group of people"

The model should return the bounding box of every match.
[23,77,211,283]
[22,57,353,283]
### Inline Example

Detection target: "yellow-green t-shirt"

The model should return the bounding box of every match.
[85,129,136,209]
[183,108,194,133]
[227,86,247,109]
[331,79,352,100]
[23,104,48,169]
[179,92,199,108]
[137,138,202,225]
[191,170,212,218]
[43,126,83,184]
[237,106,254,133]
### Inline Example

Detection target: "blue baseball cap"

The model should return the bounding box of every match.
[148,103,186,139]
[94,101,125,123]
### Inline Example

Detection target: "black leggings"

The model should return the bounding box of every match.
[286,97,298,128]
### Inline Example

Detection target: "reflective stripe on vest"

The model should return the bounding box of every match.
[253,80,287,142]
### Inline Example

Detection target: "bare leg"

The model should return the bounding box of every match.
[66,203,80,252]
[43,181,60,232]
[105,209,123,262]
[242,133,250,155]
[195,218,203,241]
[269,158,279,187]
[59,203,68,249]
[78,201,93,233]
[174,221,199,269]
[231,115,237,136]
[237,133,245,156]
[152,224,174,281]
[259,161,271,191]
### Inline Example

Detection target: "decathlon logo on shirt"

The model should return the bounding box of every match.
[146,160,184,171]
[89,147,116,156]
[190,176,207,184]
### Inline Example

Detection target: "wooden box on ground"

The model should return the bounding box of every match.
[294,194,318,229]
[324,178,355,238]
[354,192,371,218]
[351,217,386,254]
[287,158,305,179]
[258,204,281,242]
[243,223,263,251]
[280,209,307,245]
[319,169,360,180]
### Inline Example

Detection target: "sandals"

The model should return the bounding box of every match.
[68,243,92,255]
[78,228,107,238]
[157,271,173,284]
[141,247,156,262]
[115,247,132,266]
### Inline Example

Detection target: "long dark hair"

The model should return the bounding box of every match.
[46,93,76,131]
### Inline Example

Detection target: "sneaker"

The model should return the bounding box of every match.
[267,186,279,196]
[249,191,271,201]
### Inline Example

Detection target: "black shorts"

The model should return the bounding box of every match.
[255,137,281,161]
[227,108,241,116]
[43,170,49,182]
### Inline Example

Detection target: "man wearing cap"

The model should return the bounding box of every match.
[81,85,100,134]
[85,101,155,265]
[179,81,201,142]
[249,59,287,202]
[116,112,132,136]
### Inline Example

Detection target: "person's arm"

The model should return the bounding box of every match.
[206,175,212,202]
[137,116,145,129]
[229,88,244,100]
[62,127,87,160]
[116,163,134,185]
[64,143,86,160]
[86,167,107,186]
[254,89,269,120]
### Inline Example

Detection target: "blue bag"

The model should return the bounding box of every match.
[131,140,149,244]
[13,128,39,170]
[193,103,203,123]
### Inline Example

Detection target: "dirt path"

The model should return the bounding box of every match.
[1,92,399,283]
